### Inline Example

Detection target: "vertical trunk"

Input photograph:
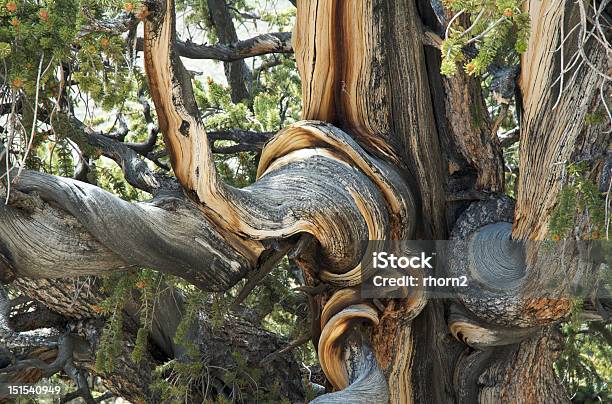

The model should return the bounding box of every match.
[296,0,447,239]
[513,0,609,240]
[296,0,607,402]
[206,0,252,103]
[295,2,450,401]
[295,0,491,399]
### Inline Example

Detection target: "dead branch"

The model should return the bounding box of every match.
[176,32,293,62]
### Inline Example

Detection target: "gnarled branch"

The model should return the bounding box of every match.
[142,0,416,283]
[176,32,292,62]
[1,171,251,290]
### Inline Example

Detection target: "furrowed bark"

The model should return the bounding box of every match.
[292,0,606,401]
[143,1,424,400]
[1,172,251,290]
[0,3,410,400]
[443,0,608,328]
[513,0,610,240]
[0,190,129,280]
[443,1,610,402]
[142,0,416,283]
[291,0,450,400]
[295,0,446,237]
[411,2,508,400]
[2,0,607,401]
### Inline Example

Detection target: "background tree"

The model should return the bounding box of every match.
[0,0,610,403]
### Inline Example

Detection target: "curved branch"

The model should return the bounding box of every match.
[314,304,388,403]
[49,113,169,193]
[141,7,422,399]
[142,0,416,284]
[135,32,293,61]
[318,304,379,389]
[2,171,252,291]
[175,32,292,62]
[0,191,129,280]
[448,304,537,349]
[87,132,165,193]
[449,195,598,328]
[312,334,388,403]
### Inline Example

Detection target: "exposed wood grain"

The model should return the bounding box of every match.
[3,0,603,401]
[293,0,338,123]
[312,327,388,403]
[293,1,448,401]
[317,304,379,390]
[513,0,610,240]
[142,2,414,281]
[295,0,447,239]
[2,171,251,291]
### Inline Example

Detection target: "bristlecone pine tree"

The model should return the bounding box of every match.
[0,0,610,403]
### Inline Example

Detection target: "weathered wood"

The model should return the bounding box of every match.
[142,1,413,280]
[313,327,388,404]
[176,32,292,62]
[2,172,251,290]
[1,0,608,402]
[448,304,538,349]
[294,0,446,237]
[513,0,610,240]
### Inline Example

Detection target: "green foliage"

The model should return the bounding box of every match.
[95,269,164,371]
[549,162,607,240]
[440,0,530,76]
[173,288,207,359]
[72,35,135,111]
[149,288,208,402]
[131,269,160,364]
[0,0,77,93]
[0,0,148,175]
[0,0,136,102]
[97,164,143,200]
[150,358,205,404]
[95,271,138,373]
[54,139,74,177]
[556,304,612,403]
[549,185,578,240]
[192,53,300,188]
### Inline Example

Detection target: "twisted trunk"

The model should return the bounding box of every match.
[0,0,609,402]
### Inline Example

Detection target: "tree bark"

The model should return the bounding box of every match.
[0,0,609,402]
[206,0,252,103]
[1,278,305,402]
